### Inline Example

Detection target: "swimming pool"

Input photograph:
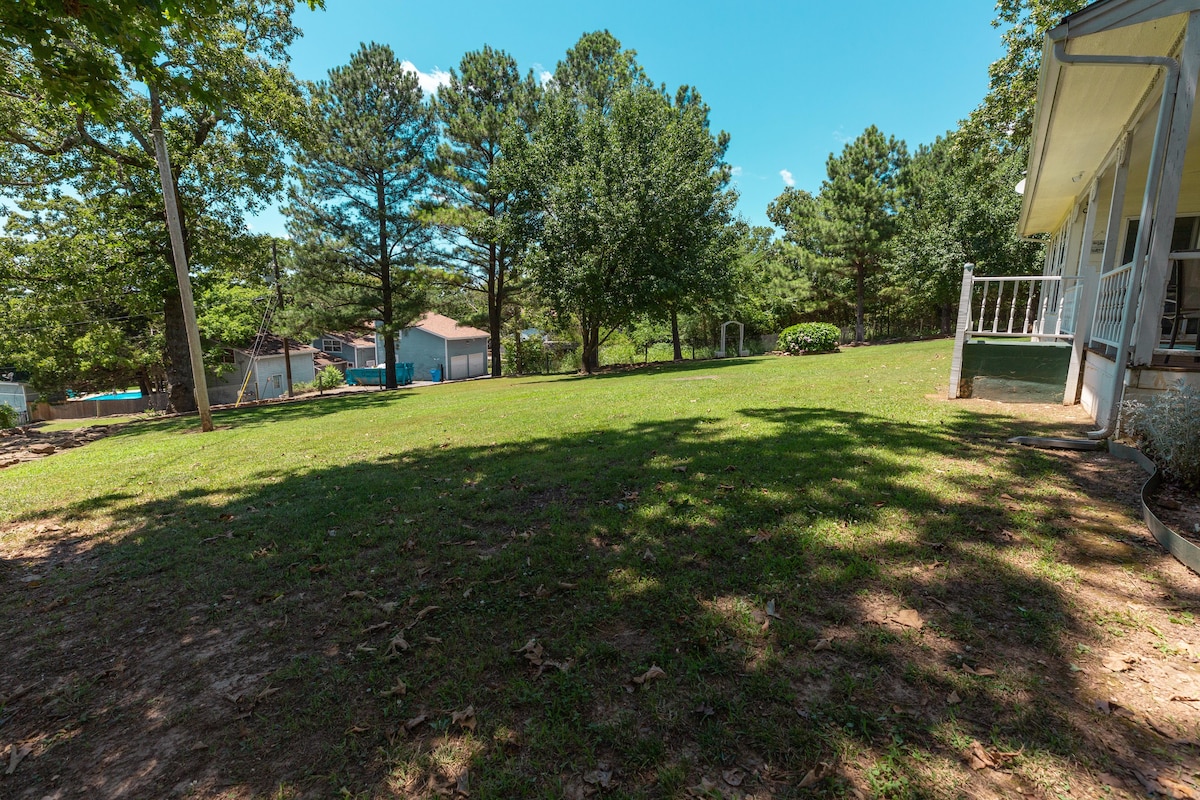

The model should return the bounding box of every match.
[88,391,142,401]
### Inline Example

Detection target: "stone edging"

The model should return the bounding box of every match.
[1109,441,1200,575]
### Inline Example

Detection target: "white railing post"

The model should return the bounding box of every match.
[1064,270,1100,405]
[949,263,975,399]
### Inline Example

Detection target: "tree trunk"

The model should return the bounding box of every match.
[489,251,503,377]
[378,180,397,390]
[670,308,682,361]
[136,368,151,398]
[163,288,197,413]
[581,321,601,374]
[855,263,866,344]
[940,303,954,335]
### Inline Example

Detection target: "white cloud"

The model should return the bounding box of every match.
[779,169,795,187]
[400,60,451,96]
[539,70,553,87]
[730,165,743,178]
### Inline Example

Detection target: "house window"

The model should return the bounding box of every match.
[1121,215,1200,265]
[269,375,282,390]
[322,338,343,353]
[221,350,236,364]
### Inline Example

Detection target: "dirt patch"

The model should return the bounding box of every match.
[1152,481,1200,543]
[0,425,121,468]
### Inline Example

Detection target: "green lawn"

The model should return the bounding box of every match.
[0,340,1186,799]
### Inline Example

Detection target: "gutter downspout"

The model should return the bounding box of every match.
[1050,40,1180,440]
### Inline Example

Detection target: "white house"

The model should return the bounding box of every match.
[951,0,1200,434]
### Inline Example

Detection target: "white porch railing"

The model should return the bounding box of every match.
[949,264,1085,400]
[965,275,1075,339]
[1091,262,1134,350]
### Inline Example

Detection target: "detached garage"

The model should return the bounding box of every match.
[401,313,490,382]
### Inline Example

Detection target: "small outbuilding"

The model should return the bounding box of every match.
[394,313,490,382]
[313,331,377,369]
[209,334,318,405]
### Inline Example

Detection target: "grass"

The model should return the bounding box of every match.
[0,340,1182,798]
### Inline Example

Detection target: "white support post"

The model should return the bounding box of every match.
[948,263,975,399]
[1136,11,1200,364]
[1064,269,1100,405]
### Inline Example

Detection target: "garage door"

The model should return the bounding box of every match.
[450,355,468,380]
[468,352,486,377]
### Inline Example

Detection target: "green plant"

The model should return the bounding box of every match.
[505,337,549,374]
[778,322,841,354]
[1123,382,1200,489]
[0,403,18,429]
[314,365,345,395]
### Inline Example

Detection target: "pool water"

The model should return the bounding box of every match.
[89,391,142,401]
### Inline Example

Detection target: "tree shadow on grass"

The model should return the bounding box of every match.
[1,405,1195,799]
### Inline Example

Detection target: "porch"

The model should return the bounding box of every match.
[952,1,1200,426]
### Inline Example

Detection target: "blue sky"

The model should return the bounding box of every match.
[251,0,1005,236]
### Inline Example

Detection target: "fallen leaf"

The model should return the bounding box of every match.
[583,767,613,789]
[456,769,470,796]
[748,531,771,544]
[363,621,391,634]
[404,713,428,731]
[5,743,32,775]
[999,493,1015,501]
[673,465,687,473]
[947,691,962,705]
[1103,654,1138,672]
[766,599,782,619]
[722,768,745,786]
[633,664,665,685]
[381,677,407,698]
[377,601,398,614]
[385,634,410,657]
[892,609,923,629]
[451,705,477,731]
[404,605,440,629]
[812,637,834,652]
[343,590,369,600]
[1171,695,1200,703]
[797,761,833,789]
[966,740,996,770]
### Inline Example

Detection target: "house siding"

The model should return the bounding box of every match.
[399,328,447,381]
[209,351,316,405]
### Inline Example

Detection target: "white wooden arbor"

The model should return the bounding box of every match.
[716,321,748,357]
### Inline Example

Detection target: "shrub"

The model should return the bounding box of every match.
[314,365,345,394]
[778,322,841,354]
[0,403,17,429]
[505,338,548,374]
[1123,382,1200,489]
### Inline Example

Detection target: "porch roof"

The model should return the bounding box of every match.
[1019,1,1191,236]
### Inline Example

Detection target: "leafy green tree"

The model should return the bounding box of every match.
[768,126,908,344]
[643,86,738,360]
[430,46,540,377]
[285,43,437,390]
[517,31,734,373]
[0,0,305,410]
[887,134,1041,332]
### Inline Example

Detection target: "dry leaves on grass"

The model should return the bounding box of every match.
[722,768,745,786]
[961,664,996,676]
[380,677,407,698]
[947,691,962,705]
[797,761,834,789]
[583,766,613,789]
[1103,653,1139,672]
[514,637,572,677]
[812,637,834,652]
[966,740,996,770]
[5,743,32,775]
[451,705,476,732]
[632,664,665,685]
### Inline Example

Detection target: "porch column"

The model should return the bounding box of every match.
[1065,181,1101,404]
[1135,11,1200,364]
[1099,136,1131,276]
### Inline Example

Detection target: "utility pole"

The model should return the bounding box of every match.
[272,240,294,398]
[149,84,213,432]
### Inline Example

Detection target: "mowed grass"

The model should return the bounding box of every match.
[0,340,1167,798]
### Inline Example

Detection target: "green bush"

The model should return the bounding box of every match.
[1124,382,1200,490]
[315,365,345,393]
[778,322,841,354]
[505,338,549,374]
[0,403,18,429]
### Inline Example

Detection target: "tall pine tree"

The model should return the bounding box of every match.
[430,46,540,377]
[285,43,436,389]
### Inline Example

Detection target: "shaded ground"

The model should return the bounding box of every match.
[1,348,1199,799]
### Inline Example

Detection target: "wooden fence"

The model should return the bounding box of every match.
[32,394,170,421]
